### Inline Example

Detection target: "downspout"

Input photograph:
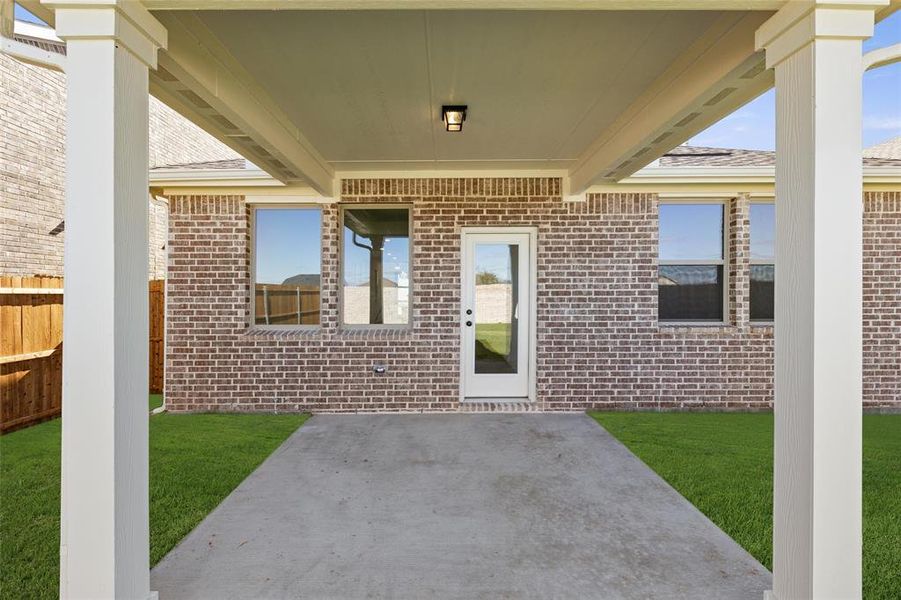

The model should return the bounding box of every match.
[351,232,385,325]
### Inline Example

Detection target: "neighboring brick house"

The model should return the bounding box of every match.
[0,20,239,279]
[149,142,901,413]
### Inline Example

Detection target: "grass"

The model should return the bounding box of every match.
[149,393,164,411]
[0,406,308,599]
[589,412,901,600]
[475,322,511,358]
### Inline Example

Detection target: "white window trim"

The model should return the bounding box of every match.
[338,204,414,330]
[657,198,730,326]
[749,199,776,325]
[250,204,323,330]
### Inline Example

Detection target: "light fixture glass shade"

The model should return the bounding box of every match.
[441,105,467,132]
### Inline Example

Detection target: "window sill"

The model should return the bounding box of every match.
[658,321,729,328]
[657,321,734,334]
[244,326,323,339]
[336,327,414,340]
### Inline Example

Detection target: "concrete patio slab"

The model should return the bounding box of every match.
[151,414,771,599]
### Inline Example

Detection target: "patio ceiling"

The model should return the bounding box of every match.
[185,10,723,167]
[153,6,776,196]
[22,0,898,196]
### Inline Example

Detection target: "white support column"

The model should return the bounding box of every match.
[756,2,884,599]
[43,1,167,598]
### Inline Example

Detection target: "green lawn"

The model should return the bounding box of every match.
[149,393,164,411]
[475,322,511,358]
[589,412,901,600]
[0,407,308,599]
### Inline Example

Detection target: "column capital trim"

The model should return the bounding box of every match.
[42,0,167,68]
[755,0,886,68]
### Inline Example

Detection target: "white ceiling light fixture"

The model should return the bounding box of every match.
[441,105,467,132]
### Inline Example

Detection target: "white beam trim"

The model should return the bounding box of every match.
[0,33,66,70]
[142,0,788,9]
[15,0,55,24]
[1,0,12,36]
[567,11,774,193]
[43,0,166,68]
[152,11,335,196]
[47,2,166,598]
[756,1,886,599]
[863,41,901,70]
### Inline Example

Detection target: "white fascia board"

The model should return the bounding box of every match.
[593,165,901,188]
[147,165,901,188]
[14,19,61,41]
[615,165,777,184]
[149,167,282,186]
[0,19,64,71]
[863,42,901,71]
[862,166,901,184]
[141,1,787,9]
[0,33,65,70]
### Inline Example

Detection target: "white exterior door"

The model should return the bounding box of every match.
[461,230,534,400]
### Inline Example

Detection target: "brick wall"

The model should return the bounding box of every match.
[863,191,901,409]
[148,98,240,169]
[0,53,237,278]
[164,179,791,413]
[0,55,66,276]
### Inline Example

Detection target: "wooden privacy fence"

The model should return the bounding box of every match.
[149,279,165,394]
[1,276,64,433]
[0,277,165,433]
[254,284,320,325]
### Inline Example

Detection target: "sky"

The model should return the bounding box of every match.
[15,3,899,151]
[689,11,901,150]
[255,209,321,284]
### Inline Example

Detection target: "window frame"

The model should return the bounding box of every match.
[749,199,776,325]
[338,203,414,330]
[249,204,324,331]
[657,198,730,326]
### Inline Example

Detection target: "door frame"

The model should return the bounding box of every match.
[459,226,538,403]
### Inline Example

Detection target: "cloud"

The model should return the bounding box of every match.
[863,116,901,131]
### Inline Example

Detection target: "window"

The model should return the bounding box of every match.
[658,202,726,322]
[252,207,322,326]
[341,206,411,326]
[750,202,775,322]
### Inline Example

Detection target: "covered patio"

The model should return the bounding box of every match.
[150,414,771,599]
[20,0,898,598]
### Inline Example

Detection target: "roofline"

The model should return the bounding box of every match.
[148,167,283,187]
[619,165,901,184]
[148,165,901,191]
[148,164,901,199]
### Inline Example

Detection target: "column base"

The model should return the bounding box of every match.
[764,591,778,600]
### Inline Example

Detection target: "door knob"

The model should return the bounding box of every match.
[465,321,473,327]
[465,309,472,315]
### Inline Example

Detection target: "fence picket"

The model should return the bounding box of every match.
[0,277,165,433]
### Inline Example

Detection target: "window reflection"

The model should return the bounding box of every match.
[659,204,724,261]
[254,208,322,326]
[342,207,410,325]
[658,265,724,322]
[474,244,518,374]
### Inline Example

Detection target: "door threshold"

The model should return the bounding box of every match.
[459,399,541,413]
[461,397,532,403]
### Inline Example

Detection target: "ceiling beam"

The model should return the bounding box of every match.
[567,11,774,194]
[151,11,335,195]
[142,0,786,8]
[17,1,54,23]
